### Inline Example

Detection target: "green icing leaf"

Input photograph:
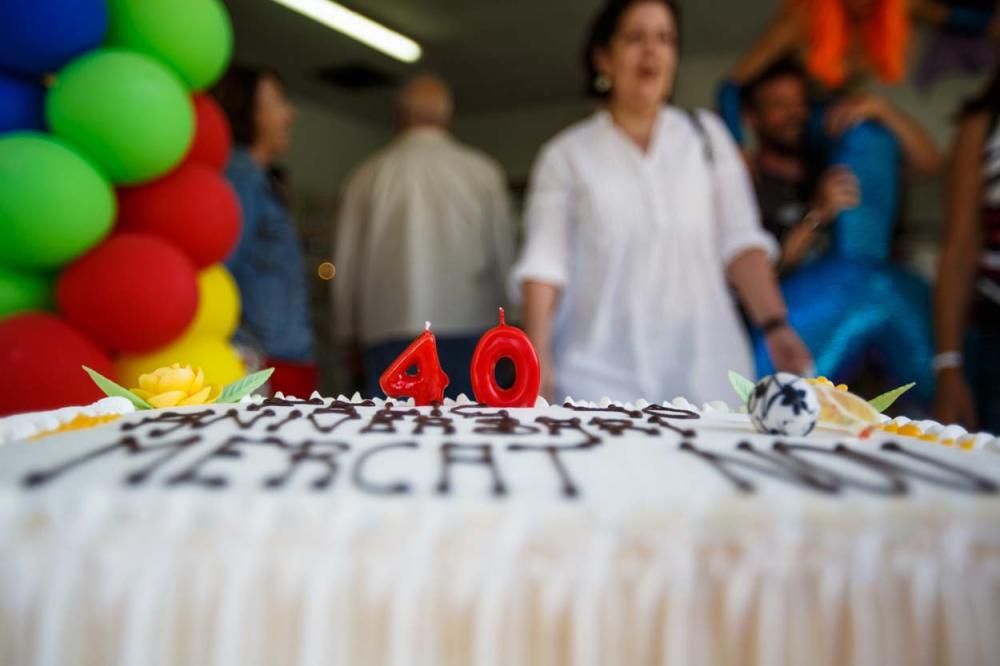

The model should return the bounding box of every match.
[83,366,153,410]
[868,383,915,413]
[728,370,756,406]
[216,368,275,404]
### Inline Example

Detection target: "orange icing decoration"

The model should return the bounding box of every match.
[31,413,122,440]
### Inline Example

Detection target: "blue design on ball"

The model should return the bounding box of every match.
[749,374,819,437]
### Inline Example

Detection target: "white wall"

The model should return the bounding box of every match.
[284,95,390,206]
[453,101,591,184]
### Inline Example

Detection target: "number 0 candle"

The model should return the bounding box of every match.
[471,308,540,407]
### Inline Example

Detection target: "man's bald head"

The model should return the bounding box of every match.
[396,74,454,130]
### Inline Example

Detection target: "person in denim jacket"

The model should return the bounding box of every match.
[212,66,316,396]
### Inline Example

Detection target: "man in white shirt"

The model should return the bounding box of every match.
[333,74,516,398]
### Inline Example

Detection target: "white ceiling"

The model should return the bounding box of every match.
[223,0,781,125]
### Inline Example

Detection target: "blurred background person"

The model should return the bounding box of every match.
[717,0,943,404]
[512,0,812,405]
[212,66,317,397]
[934,67,1000,432]
[333,74,516,399]
[721,0,942,228]
[742,58,861,273]
[719,0,912,148]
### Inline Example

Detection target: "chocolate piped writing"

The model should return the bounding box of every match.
[436,443,507,497]
[351,442,418,495]
[679,441,999,495]
[18,400,999,500]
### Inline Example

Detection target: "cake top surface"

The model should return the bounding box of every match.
[2,392,998,520]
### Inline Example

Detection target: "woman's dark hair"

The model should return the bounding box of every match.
[582,0,680,99]
[211,65,284,146]
[958,65,1000,120]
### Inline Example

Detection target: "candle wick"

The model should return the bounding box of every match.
[498,307,505,326]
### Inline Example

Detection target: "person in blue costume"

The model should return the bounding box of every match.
[718,0,943,404]
[212,66,318,398]
[742,59,861,275]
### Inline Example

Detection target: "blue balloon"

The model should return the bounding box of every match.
[0,0,108,77]
[0,73,45,134]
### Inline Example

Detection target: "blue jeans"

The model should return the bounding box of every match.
[363,334,483,400]
[966,326,1000,433]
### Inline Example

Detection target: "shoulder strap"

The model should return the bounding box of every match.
[685,109,715,164]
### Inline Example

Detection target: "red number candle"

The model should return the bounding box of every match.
[471,308,540,407]
[379,322,450,406]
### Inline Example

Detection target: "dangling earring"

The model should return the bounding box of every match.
[594,72,612,93]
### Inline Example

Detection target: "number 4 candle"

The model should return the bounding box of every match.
[378,322,450,406]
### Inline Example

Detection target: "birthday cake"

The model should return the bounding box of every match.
[1,377,999,666]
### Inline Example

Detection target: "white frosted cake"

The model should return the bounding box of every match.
[1,392,999,665]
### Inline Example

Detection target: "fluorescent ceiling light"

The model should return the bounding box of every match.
[271,0,422,63]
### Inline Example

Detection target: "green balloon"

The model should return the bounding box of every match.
[106,0,233,91]
[46,48,194,185]
[0,133,115,270]
[0,266,54,319]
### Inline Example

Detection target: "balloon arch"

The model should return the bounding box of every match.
[0,0,244,415]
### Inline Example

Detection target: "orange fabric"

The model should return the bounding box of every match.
[791,0,909,89]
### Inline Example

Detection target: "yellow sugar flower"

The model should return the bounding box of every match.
[132,363,221,408]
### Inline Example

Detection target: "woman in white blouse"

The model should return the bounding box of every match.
[512,0,813,404]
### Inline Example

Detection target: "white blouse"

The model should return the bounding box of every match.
[511,107,776,405]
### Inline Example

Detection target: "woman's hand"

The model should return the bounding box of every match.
[934,369,979,429]
[726,249,814,376]
[766,325,814,376]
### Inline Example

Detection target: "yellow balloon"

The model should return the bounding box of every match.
[185,264,240,339]
[117,336,245,390]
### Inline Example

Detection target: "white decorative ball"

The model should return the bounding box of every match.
[748,373,819,437]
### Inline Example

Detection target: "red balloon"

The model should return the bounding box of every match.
[184,94,231,170]
[116,162,241,268]
[57,233,198,354]
[0,313,114,416]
